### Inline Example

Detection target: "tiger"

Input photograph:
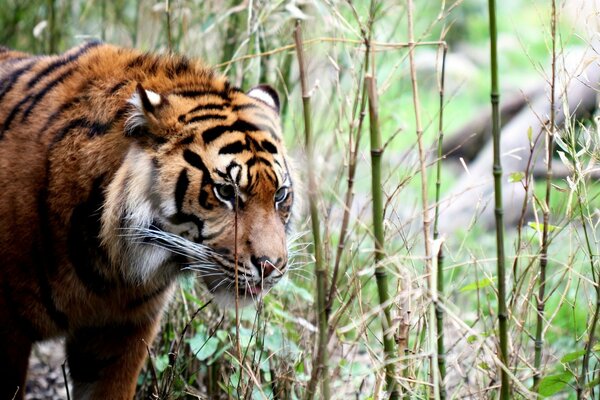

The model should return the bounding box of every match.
[0,41,294,399]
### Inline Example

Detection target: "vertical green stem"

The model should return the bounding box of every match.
[132,0,141,47]
[165,0,172,52]
[100,0,107,42]
[406,0,437,397]
[577,194,600,398]
[46,0,58,53]
[366,75,399,400]
[433,44,448,400]
[533,0,556,389]
[487,0,510,398]
[295,21,330,400]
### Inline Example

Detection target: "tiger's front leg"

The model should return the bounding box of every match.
[66,318,161,399]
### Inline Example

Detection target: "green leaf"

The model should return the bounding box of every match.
[154,354,169,373]
[560,350,586,363]
[508,171,525,183]
[538,372,572,397]
[216,329,228,342]
[528,222,558,233]
[264,329,284,353]
[189,335,219,361]
[460,277,494,292]
[587,377,600,389]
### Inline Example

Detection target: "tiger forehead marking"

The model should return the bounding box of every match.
[0,42,295,399]
[153,89,288,197]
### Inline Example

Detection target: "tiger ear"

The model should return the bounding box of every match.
[126,83,170,141]
[247,85,280,114]
[129,83,168,115]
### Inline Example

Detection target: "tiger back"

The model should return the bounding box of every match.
[0,42,294,399]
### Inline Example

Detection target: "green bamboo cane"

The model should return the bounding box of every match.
[294,21,331,400]
[533,0,556,389]
[433,44,448,400]
[576,192,600,399]
[46,0,58,53]
[165,0,172,52]
[487,0,510,397]
[406,0,438,396]
[366,74,399,400]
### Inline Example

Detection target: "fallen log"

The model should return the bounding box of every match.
[442,85,544,161]
[439,49,600,232]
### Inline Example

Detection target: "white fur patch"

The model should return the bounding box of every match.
[125,89,162,135]
[247,88,277,109]
[101,145,172,285]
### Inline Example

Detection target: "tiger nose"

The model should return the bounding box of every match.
[250,255,285,278]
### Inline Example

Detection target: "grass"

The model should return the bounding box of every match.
[4,0,600,398]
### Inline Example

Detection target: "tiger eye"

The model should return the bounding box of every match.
[216,184,236,201]
[274,187,288,203]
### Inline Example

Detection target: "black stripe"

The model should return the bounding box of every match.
[107,80,128,94]
[219,140,248,154]
[1,95,31,135]
[68,176,115,295]
[0,59,36,104]
[188,103,226,114]
[166,57,190,78]
[36,161,70,330]
[172,169,205,240]
[21,67,75,123]
[173,90,228,99]
[51,108,126,145]
[202,119,258,144]
[183,149,209,174]
[37,98,79,140]
[26,40,100,89]
[261,139,278,154]
[127,54,147,69]
[187,114,227,124]
[175,169,190,212]
[178,134,195,145]
[232,103,259,111]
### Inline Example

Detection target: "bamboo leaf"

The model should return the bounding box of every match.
[528,222,558,233]
[508,171,525,183]
[560,350,586,363]
[189,334,219,361]
[537,372,572,397]
[460,277,494,292]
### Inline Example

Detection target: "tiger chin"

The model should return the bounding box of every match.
[0,42,295,399]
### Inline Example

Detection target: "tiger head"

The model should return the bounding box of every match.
[101,80,294,304]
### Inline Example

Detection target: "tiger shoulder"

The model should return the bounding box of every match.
[0,42,295,399]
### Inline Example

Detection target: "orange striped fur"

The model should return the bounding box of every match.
[0,42,294,399]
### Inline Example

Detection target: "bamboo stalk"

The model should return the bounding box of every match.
[533,0,556,389]
[327,4,374,321]
[365,74,399,400]
[487,0,510,397]
[46,0,58,53]
[433,44,448,400]
[132,0,141,47]
[294,20,330,400]
[406,0,438,397]
[576,195,600,399]
[165,0,172,52]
